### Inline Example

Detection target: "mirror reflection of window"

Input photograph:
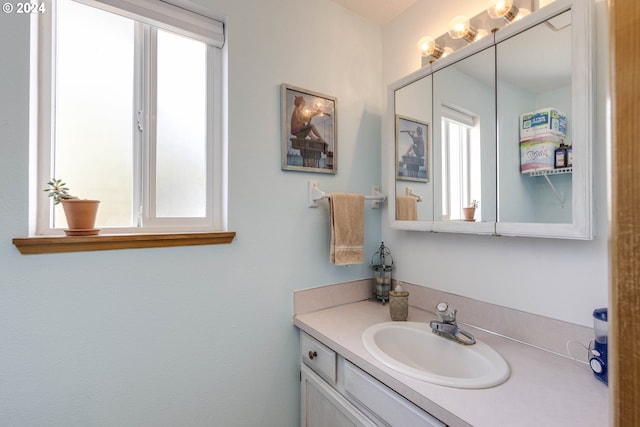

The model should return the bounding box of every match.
[441,106,481,221]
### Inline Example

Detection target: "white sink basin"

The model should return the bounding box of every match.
[362,322,510,389]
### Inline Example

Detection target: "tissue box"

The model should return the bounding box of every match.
[520,136,563,173]
[520,108,566,140]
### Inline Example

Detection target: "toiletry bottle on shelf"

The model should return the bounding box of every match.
[555,143,568,168]
[567,145,573,167]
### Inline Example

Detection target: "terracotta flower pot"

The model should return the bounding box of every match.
[61,199,100,235]
[463,207,476,221]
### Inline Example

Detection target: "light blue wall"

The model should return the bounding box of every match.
[0,0,612,424]
[0,1,381,425]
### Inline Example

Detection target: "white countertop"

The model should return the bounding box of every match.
[294,300,608,427]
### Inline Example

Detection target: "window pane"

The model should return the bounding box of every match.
[449,123,463,220]
[55,0,134,228]
[155,30,207,217]
[442,117,483,221]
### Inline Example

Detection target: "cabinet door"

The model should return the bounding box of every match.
[343,361,446,427]
[495,0,594,239]
[301,364,376,427]
[432,45,496,234]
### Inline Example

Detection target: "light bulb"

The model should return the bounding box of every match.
[416,36,444,59]
[448,16,477,43]
[487,0,519,22]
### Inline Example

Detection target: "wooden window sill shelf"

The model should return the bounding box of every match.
[12,231,236,254]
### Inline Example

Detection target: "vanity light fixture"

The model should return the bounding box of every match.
[514,8,531,20]
[487,0,520,22]
[448,16,478,43]
[474,29,490,41]
[417,36,444,59]
[418,2,534,65]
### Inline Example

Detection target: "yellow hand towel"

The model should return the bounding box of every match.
[329,193,365,265]
[395,195,418,221]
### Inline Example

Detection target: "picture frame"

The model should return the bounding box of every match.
[281,84,337,174]
[395,114,429,182]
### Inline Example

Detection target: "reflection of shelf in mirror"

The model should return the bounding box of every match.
[526,167,572,177]
[526,167,572,205]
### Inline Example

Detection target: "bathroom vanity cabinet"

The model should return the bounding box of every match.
[300,332,445,427]
[295,294,608,427]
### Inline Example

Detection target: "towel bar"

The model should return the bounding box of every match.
[308,180,386,209]
[405,187,423,202]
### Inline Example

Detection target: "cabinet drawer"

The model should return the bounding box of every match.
[301,332,337,384]
[344,361,445,427]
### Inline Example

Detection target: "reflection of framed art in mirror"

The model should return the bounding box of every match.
[395,115,429,183]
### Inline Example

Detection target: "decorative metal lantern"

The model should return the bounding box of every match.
[370,242,394,304]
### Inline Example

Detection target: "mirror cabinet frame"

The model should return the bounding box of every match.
[386,0,594,239]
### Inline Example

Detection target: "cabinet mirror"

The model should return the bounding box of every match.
[394,75,433,223]
[497,12,572,224]
[431,45,496,234]
[388,0,593,239]
[495,2,592,239]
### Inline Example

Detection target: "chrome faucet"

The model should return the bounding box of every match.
[429,302,476,345]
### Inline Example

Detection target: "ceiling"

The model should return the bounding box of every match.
[329,0,418,25]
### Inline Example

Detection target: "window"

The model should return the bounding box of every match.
[441,106,481,221]
[33,0,225,235]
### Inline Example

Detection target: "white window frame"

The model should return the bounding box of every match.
[31,0,226,235]
[441,106,478,221]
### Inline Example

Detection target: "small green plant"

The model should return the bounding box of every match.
[470,199,479,209]
[44,178,78,205]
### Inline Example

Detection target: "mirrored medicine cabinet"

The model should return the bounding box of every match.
[387,0,594,239]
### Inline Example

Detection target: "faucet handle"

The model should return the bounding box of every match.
[436,302,457,322]
[436,302,449,312]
